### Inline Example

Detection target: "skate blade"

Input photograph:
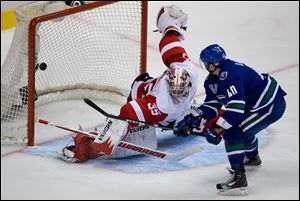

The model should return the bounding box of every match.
[218,187,248,196]
[245,164,262,172]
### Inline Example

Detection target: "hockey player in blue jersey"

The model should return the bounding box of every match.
[174,44,287,195]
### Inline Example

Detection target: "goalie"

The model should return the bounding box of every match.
[61,5,199,162]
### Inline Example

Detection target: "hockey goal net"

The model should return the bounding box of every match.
[1,1,148,145]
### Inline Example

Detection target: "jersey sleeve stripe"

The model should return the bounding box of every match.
[226,102,245,110]
[159,32,180,51]
[202,104,219,114]
[225,108,245,114]
[159,32,189,67]
[161,47,186,63]
[226,100,246,105]
[204,102,223,109]
[129,100,145,122]
[205,100,221,104]
[167,57,188,67]
[216,116,232,129]
[160,41,182,55]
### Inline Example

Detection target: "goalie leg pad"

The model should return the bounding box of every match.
[104,125,157,159]
[92,118,129,155]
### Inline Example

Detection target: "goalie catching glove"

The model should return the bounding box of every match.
[155,5,188,40]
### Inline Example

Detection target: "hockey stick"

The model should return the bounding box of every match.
[37,118,202,161]
[83,98,207,137]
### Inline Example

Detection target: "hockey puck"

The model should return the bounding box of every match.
[39,62,47,71]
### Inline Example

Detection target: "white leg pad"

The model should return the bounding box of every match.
[92,118,128,155]
[103,125,157,159]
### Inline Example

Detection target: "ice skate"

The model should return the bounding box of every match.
[57,145,79,163]
[244,152,262,166]
[217,167,248,196]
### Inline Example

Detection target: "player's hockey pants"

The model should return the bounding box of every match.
[222,96,286,171]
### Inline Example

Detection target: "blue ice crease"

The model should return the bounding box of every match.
[24,129,271,173]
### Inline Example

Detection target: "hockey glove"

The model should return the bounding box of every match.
[205,127,222,145]
[156,5,188,40]
[174,113,203,137]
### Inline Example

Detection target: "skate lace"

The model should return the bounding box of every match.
[223,167,236,185]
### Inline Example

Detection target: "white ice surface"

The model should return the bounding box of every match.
[1,1,299,200]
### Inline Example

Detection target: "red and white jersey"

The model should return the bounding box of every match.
[120,32,198,127]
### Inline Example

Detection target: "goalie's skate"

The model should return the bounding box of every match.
[57,145,79,163]
[217,167,248,196]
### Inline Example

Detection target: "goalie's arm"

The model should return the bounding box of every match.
[156,5,189,68]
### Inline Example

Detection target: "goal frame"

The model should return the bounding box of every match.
[26,1,148,146]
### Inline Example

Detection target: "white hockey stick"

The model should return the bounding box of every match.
[37,119,203,161]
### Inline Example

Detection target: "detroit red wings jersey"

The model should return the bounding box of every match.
[119,32,198,127]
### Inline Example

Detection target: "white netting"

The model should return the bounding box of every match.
[1,1,145,143]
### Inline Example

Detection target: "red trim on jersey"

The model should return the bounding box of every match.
[127,78,159,103]
[120,103,139,120]
[159,32,180,52]
[162,47,187,67]
[159,32,188,67]
[120,95,168,127]
[140,95,168,124]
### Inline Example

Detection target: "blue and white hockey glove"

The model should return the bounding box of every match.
[174,113,203,137]
[205,127,222,145]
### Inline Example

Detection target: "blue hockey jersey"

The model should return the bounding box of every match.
[198,59,287,129]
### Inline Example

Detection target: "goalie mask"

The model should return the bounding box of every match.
[166,67,192,98]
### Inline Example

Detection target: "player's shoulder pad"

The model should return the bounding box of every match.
[218,60,240,81]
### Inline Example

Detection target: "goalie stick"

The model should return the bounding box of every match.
[37,118,203,161]
[83,98,207,137]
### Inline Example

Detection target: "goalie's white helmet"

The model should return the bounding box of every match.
[166,67,191,98]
